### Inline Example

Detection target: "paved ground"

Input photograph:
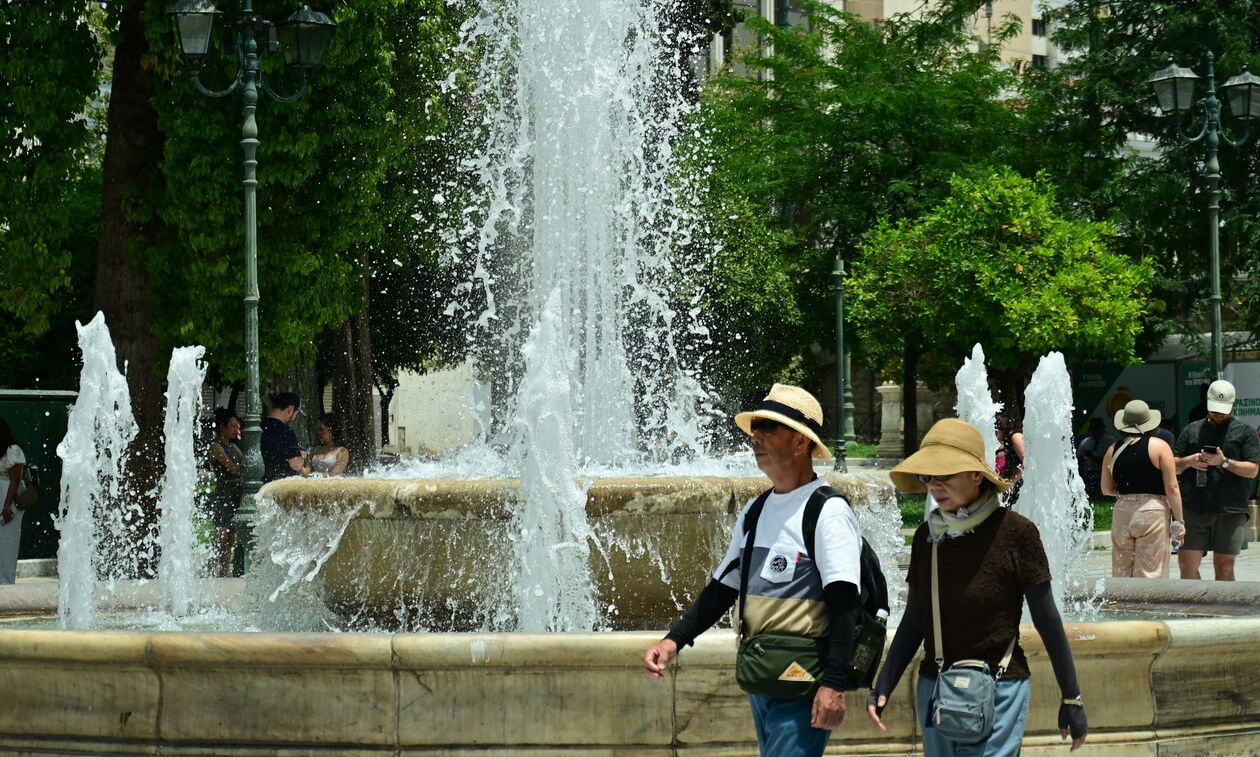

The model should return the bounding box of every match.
[1079,529,1260,583]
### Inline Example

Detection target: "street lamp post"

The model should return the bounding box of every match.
[1147,53,1260,379]
[170,0,334,571]
[832,246,856,472]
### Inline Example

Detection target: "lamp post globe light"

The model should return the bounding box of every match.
[169,0,334,572]
[1146,53,1259,379]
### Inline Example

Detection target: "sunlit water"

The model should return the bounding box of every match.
[54,313,139,629]
[156,346,208,617]
[445,0,713,630]
[1019,352,1101,617]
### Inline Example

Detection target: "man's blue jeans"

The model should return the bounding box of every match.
[747,693,832,757]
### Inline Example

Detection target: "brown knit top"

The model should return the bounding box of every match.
[907,507,1051,680]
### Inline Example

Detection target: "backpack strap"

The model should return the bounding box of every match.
[736,488,773,640]
[802,484,841,562]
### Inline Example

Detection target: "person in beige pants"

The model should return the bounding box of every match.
[1101,400,1184,578]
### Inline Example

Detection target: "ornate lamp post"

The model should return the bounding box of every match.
[1147,54,1260,379]
[832,246,856,473]
[170,0,334,571]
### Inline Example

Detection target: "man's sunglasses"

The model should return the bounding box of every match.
[916,473,956,483]
[750,418,786,433]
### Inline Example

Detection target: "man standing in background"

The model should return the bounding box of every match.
[1174,380,1260,581]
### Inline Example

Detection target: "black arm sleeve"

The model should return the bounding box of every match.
[664,579,739,648]
[820,581,862,690]
[1025,581,1080,698]
[871,582,925,701]
[1026,581,1088,740]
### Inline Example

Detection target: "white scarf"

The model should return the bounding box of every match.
[927,489,1001,542]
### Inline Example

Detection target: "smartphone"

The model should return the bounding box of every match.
[1202,445,1219,454]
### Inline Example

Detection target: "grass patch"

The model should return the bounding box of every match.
[1090,499,1113,532]
[895,493,1116,532]
[844,442,878,458]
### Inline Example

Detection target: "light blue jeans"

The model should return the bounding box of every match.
[747,693,832,757]
[917,675,1031,756]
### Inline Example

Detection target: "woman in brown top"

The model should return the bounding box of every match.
[1101,400,1184,578]
[866,418,1087,754]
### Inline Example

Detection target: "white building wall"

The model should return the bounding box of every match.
[385,363,479,458]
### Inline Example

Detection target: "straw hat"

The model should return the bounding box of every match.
[735,383,832,460]
[889,418,1010,493]
[1113,399,1161,435]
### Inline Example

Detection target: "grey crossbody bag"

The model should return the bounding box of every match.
[929,540,1015,745]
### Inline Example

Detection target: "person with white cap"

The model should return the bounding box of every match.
[1173,379,1260,581]
[642,384,865,756]
[1100,400,1185,578]
[866,418,1087,754]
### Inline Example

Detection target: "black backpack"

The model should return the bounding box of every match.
[738,484,890,688]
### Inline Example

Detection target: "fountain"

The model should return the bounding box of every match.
[1,0,1259,752]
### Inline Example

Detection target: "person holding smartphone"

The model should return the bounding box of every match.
[1173,380,1260,581]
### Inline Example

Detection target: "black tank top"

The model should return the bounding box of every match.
[1112,436,1165,495]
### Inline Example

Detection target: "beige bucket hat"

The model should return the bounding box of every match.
[1113,399,1161,435]
[889,418,1010,493]
[734,383,832,460]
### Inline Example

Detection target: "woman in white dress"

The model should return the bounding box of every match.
[304,413,349,476]
[0,418,28,584]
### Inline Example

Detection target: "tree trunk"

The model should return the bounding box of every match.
[332,285,376,474]
[93,0,164,577]
[374,369,399,447]
[902,344,920,459]
[992,360,1035,424]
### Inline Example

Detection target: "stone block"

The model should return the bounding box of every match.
[0,630,158,742]
[150,632,396,746]
[393,633,673,748]
[1151,618,1260,729]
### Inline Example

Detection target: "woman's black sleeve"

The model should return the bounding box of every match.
[1025,581,1081,698]
[820,581,862,690]
[1026,581,1087,740]
[870,582,925,705]
[664,579,739,648]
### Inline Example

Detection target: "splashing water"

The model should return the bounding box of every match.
[954,343,1000,465]
[1018,352,1096,613]
[55,313,139,629]
[156,346,208,616]
[447,0,711,629]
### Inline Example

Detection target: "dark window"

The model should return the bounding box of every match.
[1032,54,1049,68]
[1031,18,1047,36]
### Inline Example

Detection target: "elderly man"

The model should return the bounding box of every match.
[1174,380,1260,581]
[642,384,864,756]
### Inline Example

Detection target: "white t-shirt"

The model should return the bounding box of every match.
[0,445,24,475]
[714,477,863,591]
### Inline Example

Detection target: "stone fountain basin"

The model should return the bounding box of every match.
[0,619,1258,754]
[261,472,895,630]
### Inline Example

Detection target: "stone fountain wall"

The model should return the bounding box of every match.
[260,473,896,630]
[0,620,1257,754]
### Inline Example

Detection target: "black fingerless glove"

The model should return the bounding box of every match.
[866,690,886,717]
[1058,701,1087,740]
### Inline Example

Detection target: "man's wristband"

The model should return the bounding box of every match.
[1062,694,1083,706]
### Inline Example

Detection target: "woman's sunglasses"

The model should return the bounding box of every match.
[916,473,956,483]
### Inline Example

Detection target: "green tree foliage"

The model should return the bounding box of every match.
[1025,0,1260,351]
[138,0,407,386]
[366,0,468,387]
[0,0,104,366]
[848,169,1157,391]
[695,0,1024,384]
